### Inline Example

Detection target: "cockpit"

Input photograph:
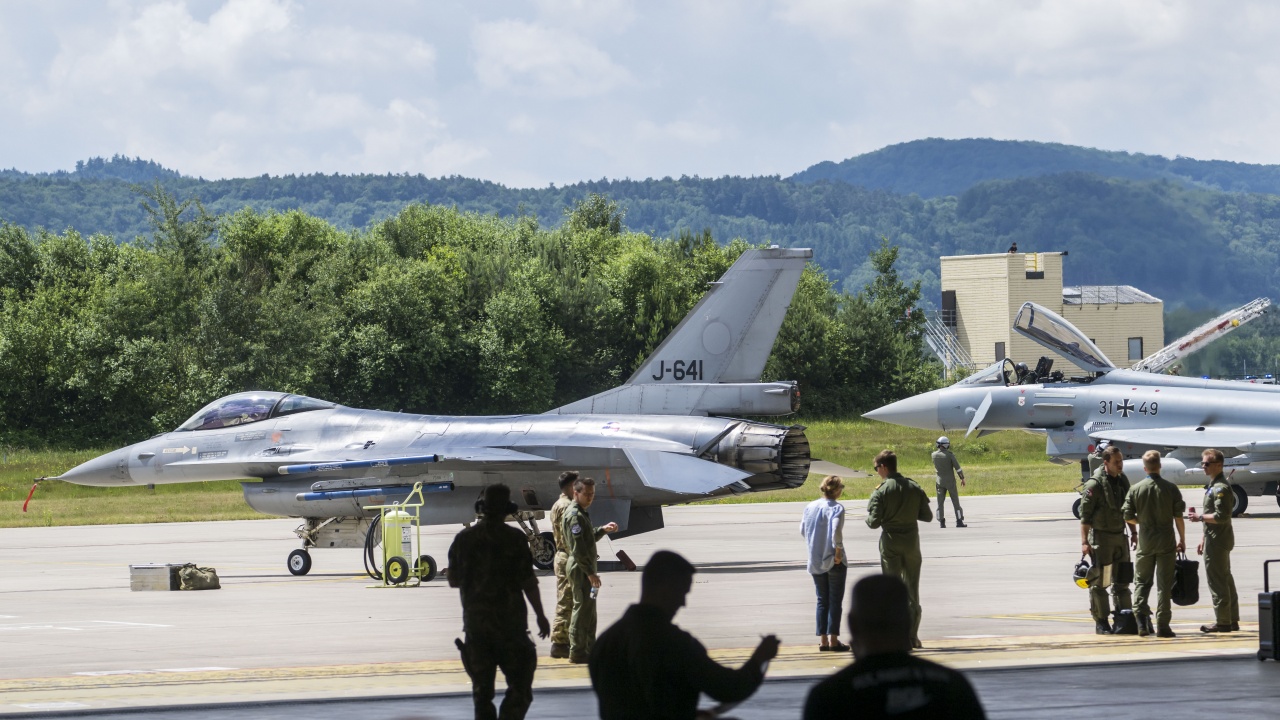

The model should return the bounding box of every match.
[175,392,337,431]
[953,302,1117,388]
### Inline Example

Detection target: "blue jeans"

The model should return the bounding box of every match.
[812,562,848,636]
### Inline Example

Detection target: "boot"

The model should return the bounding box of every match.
[955,520,967,528]
[939,518,946,528]
[1137,614,1152,637]
[1231,622,1240,631]
[1094,619,1112,635]
[1156,624,1176,638]
[1200,623,1232,634]
[550,643,570,659]
[1111,610,1138,635]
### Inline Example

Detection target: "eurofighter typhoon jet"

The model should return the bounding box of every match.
[866,301,1280,517]
[55,248,813,575]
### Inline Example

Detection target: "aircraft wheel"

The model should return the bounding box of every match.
[1071,498,1082,520]
[1232,485,1248,517]
[415,555,438,582]
[386,555,410,585]
[287,549,312,576]
[531,531,556,571]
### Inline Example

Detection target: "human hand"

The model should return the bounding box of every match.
[1187,508,1199,523]
[1176,540,1186,553]
[753,635,781,664]
[589,574,602,589]
[602,522,619,534]
[960,478,966,487]
[1197,540,1204,556]
[1081,542,1091,556]
[536,614,551,639]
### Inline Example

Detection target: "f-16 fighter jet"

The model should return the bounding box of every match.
[55,248,813,575]
[866,301,1280,517]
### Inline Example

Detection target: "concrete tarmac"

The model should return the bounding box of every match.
[2,490,1277,716]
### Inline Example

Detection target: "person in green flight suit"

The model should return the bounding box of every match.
[1121,450,1187,638]
[1078,445,1135,635]
[562,476,615,663]
[930,436,966,528]
[866,449,933,649]
[549,470,579,659]
[1188,448,1239,633]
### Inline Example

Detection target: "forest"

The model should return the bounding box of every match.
[0,191,937,447]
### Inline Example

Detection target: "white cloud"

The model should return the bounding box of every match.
[472,19,630,97]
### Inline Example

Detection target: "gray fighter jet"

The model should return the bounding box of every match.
[865,301,1280,516]
[55,248,813,575]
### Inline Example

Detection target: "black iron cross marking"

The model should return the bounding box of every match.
[1118,399,1135,418]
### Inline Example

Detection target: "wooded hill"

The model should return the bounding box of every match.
[4,142,1280,314]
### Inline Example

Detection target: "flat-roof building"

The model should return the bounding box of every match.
[938,252,1163,374]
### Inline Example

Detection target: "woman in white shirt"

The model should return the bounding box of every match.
[801,475,848,651]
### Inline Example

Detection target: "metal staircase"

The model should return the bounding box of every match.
[924,313,977,379]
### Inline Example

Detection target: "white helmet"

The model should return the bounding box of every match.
[937,436,950,447]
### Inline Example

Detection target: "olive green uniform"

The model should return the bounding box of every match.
[549,495,573,648]
[563,499,602,661]
[1121,474,1186,628]
[447,519,539,720]
[930,448,965,524]
[1080,466,1132,624]
[1201,473,1239,627]
[866,472,934,639]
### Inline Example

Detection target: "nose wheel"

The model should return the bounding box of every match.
[288,549,312,576]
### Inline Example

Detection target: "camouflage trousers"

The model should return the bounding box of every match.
[462,628,537,720]
[568,569,597,660]
[550,551,572,646]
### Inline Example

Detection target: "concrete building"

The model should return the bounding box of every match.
[938,251,1163,373]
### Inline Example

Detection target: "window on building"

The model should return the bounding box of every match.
[995,342,1005,362]
[1128,337,1144,361]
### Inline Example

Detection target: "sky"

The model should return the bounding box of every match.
[2,0,1280,187]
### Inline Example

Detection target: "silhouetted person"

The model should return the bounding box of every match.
[804,574,986,719]
[448,483,551,720]
[589,550,780,720]
[1008,242,1018,253]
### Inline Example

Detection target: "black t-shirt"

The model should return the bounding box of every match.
[804,652,986,719]
[590,604,764,720]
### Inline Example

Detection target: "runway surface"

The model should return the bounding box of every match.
[2,490,1277,716]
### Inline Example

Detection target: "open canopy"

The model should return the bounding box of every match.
[1012,302,1115,373]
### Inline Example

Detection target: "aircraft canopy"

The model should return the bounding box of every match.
[176,392,335,431]
[954,358,1018,387]
[1012,302,1115,373]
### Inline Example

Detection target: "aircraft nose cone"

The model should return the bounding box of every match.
[57,448,131,486]
[863,392,941,430]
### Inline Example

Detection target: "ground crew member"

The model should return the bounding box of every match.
[1121,450,1186,638]
[866,449,933,649]
[562,476,615,663]
[931,437,966,528]
[1188,448,1239,633]
[1079,446,1135,635]
[447,483,551,720]
[548,470,579,659]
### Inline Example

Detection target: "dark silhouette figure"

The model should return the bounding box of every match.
[804,574,987,719]
[589,550,780,719]
[448,484,551,720]
[1008,241,1018,253]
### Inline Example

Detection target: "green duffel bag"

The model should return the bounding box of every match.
[178,563,221,590]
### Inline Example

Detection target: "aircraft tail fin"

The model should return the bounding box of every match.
[549,246,811,415]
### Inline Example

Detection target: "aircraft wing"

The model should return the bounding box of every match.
[1090,426,1280,453]
[623,448,753,495]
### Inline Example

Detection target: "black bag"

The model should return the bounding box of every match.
[1260,559,1280,662]
[1172,552,1199,606]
